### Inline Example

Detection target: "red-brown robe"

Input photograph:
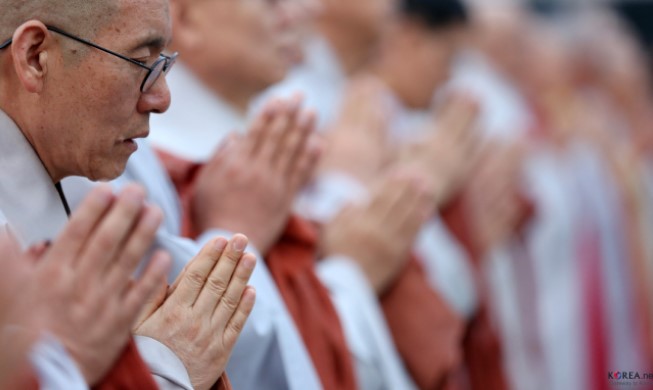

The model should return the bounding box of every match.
[157,149,468,390]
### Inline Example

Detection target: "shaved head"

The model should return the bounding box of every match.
[0,0,119,41]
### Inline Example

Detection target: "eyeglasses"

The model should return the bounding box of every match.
[0,25,177,93]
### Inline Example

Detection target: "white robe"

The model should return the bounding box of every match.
[147,62,417,390]
[0,109,187,389]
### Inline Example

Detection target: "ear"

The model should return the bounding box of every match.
[11,21,53,94]
[169,0,203,52]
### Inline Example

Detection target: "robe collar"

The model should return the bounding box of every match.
[0,109,68,248]
[149,62,247,163]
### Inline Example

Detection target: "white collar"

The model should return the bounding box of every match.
[149,62,247,162]
[0,110,68,248]
[301,35,346,85]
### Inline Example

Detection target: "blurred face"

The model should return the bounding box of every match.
[397,24,465,109]
[322,0,395,42]
[184,0,294,92]
[276,0,323,64]
[41,0,172,181]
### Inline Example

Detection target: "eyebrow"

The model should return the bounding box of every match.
[130,35,172,54]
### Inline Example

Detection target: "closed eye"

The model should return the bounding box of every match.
[131,58,148,66]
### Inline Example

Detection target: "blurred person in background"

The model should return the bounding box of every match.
[146,0,443,388]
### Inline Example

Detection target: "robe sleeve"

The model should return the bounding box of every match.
[380,259,465,390]
[134,336,193,389]
[29,335,88,390]
[317,256,418,390]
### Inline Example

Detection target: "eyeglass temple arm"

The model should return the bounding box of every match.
[0,39,12,50]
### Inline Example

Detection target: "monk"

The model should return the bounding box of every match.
[0,0,256,388]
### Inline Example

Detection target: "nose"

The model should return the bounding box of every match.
[137,74,172,114]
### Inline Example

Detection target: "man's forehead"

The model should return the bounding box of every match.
[104,0,172,49]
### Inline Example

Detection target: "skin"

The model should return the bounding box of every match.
[0,184,172,386]
[317,0,396,74]
[318,76,392,187]
[134,234,257,390]
[192,97,322,255]
[170,0,297,112]
[397,95,482,207]
[320,171,435,294]
[372,18,467,109]
[0,0,258,387]
[0,0,172,182]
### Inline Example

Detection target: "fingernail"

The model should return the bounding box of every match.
[232,235,248,251]
[94,185,114,205]
[143,207,163,229]
[124,187,145,206]
[242,254,256,270]
[213,238,228,252]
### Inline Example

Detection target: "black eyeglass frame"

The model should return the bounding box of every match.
[0,25,177,92]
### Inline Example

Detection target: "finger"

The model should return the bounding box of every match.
[169,237,228,307]
[398,180,435,234]
[0,227,22,260]
[46,185,114,267]
[279,109,315,176]
[222,286,256,351]
[437,95,479,141]
[289,132,322,191]
[75,185,146,280]
[257,100,291,161]
[246,100,279,157]
[368,174,413,222]
[212,253,256,327]
[123,251,172,328]
[382,173,428,232]
[103,205,163,293]
[193,234,248,311]
[270,95,304,167]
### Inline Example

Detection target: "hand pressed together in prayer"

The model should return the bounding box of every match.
[320,171,435,294]
[191,96,321,255]
[133,234,257,390]
[398,94,482,206]
[464,142,526,254]
[1,184,172,385]
[319,76,392,187]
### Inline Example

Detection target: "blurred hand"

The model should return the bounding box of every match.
[320,171,435,294]
[192,96,321,255]
[464,142,525,253]
[319,76,392,186]
[0,230,39,387]
[9,184,171,385]
[133,234,256,390]
[398,94,481,206]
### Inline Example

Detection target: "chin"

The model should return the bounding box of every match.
[87,161,129,182]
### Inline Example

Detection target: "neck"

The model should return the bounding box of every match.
[318,22,376,76]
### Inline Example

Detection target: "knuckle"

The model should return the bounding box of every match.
[95,233,117,253]
[225,316,246,340]
[207,277,229,297]
[185,271,206,290]
[224,249,243,264]
[220,294,240,314]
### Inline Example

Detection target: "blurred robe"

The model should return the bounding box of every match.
[260,39,475,389]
